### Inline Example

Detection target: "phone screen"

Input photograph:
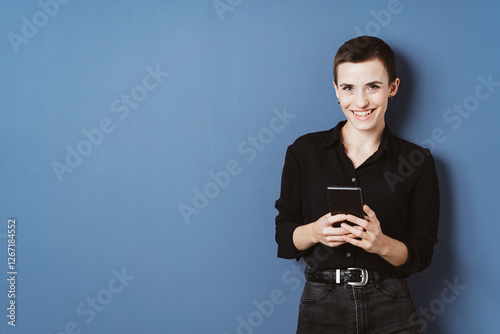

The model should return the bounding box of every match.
[327,187,364,227]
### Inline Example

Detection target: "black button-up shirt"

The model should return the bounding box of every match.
[275,121,440,278]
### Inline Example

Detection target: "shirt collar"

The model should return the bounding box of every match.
[321,121,399,165]
[320,121,345,148]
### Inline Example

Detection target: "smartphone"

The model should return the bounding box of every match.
[327,187,365,227]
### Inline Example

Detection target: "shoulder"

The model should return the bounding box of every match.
[388,134,437,176]
[290,129,333,151]
[288,121,344,153]
[391,134,433,160]
[384,132,439,192]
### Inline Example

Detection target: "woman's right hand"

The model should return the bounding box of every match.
[310,212,361,248]
[293,213,362,251]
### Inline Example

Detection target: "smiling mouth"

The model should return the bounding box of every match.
[352,109,374,117]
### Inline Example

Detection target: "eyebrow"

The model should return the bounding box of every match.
[339,80,384,87]
[366,81,384,86]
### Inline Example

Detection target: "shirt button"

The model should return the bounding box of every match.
[351,178,356,182]
[346,253,351,257]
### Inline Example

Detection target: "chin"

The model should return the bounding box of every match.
[347,117,384,132]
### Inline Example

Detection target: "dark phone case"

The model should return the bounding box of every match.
[327,187,364,227]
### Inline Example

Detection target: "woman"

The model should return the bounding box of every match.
[275,36,440,333]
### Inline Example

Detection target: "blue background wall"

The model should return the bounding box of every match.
[1,1,499,333]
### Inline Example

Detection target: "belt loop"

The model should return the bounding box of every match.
[329,269,335,287]
[373,271,381,288]
[304,264,310,280]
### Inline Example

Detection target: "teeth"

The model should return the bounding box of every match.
[353,110,373,117]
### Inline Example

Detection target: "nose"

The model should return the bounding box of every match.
[354,90,369,108]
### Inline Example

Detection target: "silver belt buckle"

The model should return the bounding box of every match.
[347,267,369,286]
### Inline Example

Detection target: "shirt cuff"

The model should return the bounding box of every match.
[276,222,308,260]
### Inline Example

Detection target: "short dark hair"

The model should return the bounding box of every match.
[333,36,397,85]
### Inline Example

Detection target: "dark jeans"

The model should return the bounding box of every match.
[297,271,422,334]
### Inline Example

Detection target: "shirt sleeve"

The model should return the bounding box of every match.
[395,151,440,277]
[275,145,306,259]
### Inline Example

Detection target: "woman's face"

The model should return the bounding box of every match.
[334,59,399,134]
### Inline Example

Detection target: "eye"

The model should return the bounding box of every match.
[368,84,380,91]
[342,86,353,91]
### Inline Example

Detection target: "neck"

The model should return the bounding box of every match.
[340,121,385,153]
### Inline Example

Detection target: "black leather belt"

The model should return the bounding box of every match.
[306,267,370,286]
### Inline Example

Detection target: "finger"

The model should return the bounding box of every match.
[342,235,363,247]
[319,212,332,223]
[316,214,333,229]
[323,226,351,237]
[322,236,348,247]
[364,205,376,220]
[325,235,348,242]
[327,214,347,225]
[318,213,332,227]
[344,215,368,229]
[341,223,365,238]
[326,241,347,248]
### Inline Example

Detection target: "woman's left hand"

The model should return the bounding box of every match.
[341,205,409,266]
[340,204,389,256]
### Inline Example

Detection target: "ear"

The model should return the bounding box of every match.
[389,78,400,97]
[333,81,340,99]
